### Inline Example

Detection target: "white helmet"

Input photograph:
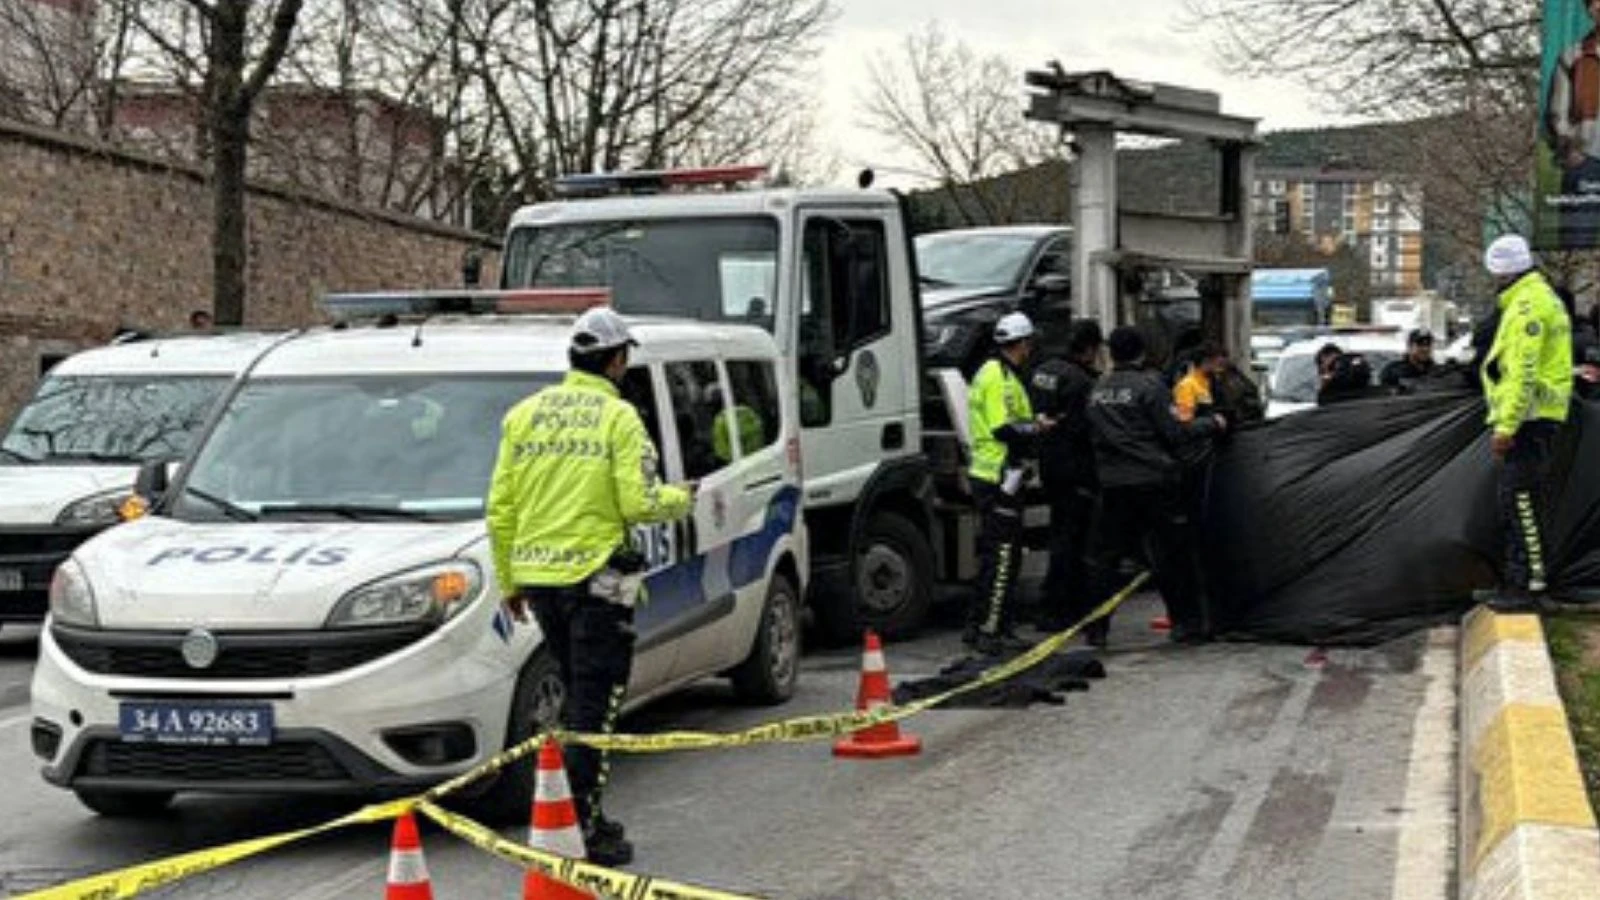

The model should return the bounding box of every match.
[1484,234,1534,277]
[994,312,1035,345]
[570,306,637,352]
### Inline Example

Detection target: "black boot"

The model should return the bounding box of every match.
[583,820,634,867]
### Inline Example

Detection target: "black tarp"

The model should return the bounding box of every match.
[1202,385,1600,645]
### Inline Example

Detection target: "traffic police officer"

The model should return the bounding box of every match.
[966,312,1052,655]
[1481,235,1573,608]
[487,307,695,865]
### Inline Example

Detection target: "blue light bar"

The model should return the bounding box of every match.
[552,165,768,198]
[320,288,612,320]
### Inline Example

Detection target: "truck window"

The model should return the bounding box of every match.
[724,360,781,454]
[501,217,778,328]
[663,361,728,479]
[798,218,892,427]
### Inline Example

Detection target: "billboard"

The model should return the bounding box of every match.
[1537,0,1600,249]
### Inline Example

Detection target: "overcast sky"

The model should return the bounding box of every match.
[816,0,1348,186]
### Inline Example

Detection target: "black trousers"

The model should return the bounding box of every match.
[1087,483,1204,636]
[526,585,635,828]
[971,479,1024,638]
[1497,421,1559,591]
[1041,486,1096,629]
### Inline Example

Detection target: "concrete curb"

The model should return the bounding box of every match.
[1458,606,1600,899]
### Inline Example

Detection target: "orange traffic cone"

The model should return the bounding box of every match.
[833,630,921,759]
[385,811,434,900]
[522,738,594,900]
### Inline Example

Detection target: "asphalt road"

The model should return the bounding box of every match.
[0,590,1458,900]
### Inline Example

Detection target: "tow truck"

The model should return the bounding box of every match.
[491,88,1259,640]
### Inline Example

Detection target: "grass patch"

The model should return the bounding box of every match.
[1546,615,1600,809]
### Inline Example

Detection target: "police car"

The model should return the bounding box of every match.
[0,333,285,628]
[30,293,806,821]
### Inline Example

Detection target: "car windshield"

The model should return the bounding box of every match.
[501,217,780,328]
[173,374,551,522]
[1271,350,1403,403]
[0,375,229,465]
[914,232,1040,290]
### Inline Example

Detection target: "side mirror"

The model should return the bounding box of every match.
[133,459,174,503]
[1033,273,1071,297]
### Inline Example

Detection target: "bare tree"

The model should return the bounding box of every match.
[1189,0,1581,293]
[856,22,1063,225]
[0,0,103,129]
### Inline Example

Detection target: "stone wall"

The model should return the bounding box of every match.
[0,116,499,419]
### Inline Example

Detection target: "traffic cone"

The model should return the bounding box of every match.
[385,811,434,900]
[522,738,594,900]
[833,630,921,759]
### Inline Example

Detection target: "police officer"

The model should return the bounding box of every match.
[1480,235,1573,609]
[487,307,695,865]
[1084,326,1222,646]
[966,312,1053,655]
[1380,329,1437,390]
[1029,320,1102,632]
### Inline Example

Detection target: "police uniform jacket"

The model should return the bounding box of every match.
[1029,356,1098,491]
[1087,364,1217,489]
[486,369,691,596]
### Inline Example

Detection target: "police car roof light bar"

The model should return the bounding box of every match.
[552,164,768,198]
[320,288,613,321]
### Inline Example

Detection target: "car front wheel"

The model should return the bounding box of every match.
[730,573,801,705]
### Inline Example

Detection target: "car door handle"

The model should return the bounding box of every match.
[743,475,782,493]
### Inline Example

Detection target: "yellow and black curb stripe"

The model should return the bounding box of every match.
[1459,606,1600,900]
[17,575,1149,900]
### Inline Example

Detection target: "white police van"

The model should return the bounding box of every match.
[30,294,806,821]
[0,333,285,628]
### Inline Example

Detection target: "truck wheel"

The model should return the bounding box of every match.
[729,573,801,705]
[459,648,564,825]
[820,511,933,643]
[74,789,174,818]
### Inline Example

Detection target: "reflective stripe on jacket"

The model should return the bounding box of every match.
[1483,272,1573,437]
[486,369,691,593]
[968,357,1034,484]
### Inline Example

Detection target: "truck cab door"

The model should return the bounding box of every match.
[792,211,918,507]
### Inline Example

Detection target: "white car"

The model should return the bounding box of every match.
[1265,333,1407,419]
[0,333,285,627]
[31,298,806,822]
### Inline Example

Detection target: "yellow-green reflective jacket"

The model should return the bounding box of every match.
[486,370,691,591]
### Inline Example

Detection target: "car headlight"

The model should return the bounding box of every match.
[55,490,134,528]
[326,561,483,628]
[923,324,967,356]
[50,558,98,627]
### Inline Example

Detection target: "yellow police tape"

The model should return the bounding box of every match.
[16,799,414,900]
[418,800,762,900]
[424,571,1149,799]
[17,573,1147,900]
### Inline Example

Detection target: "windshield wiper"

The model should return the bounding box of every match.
[182,486,258,522]
[918,275,955,288]
[257,502,434,521]
[45,451,138,464]
[0,448,37,464]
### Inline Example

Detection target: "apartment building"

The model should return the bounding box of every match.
[1253,168,1425,295]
